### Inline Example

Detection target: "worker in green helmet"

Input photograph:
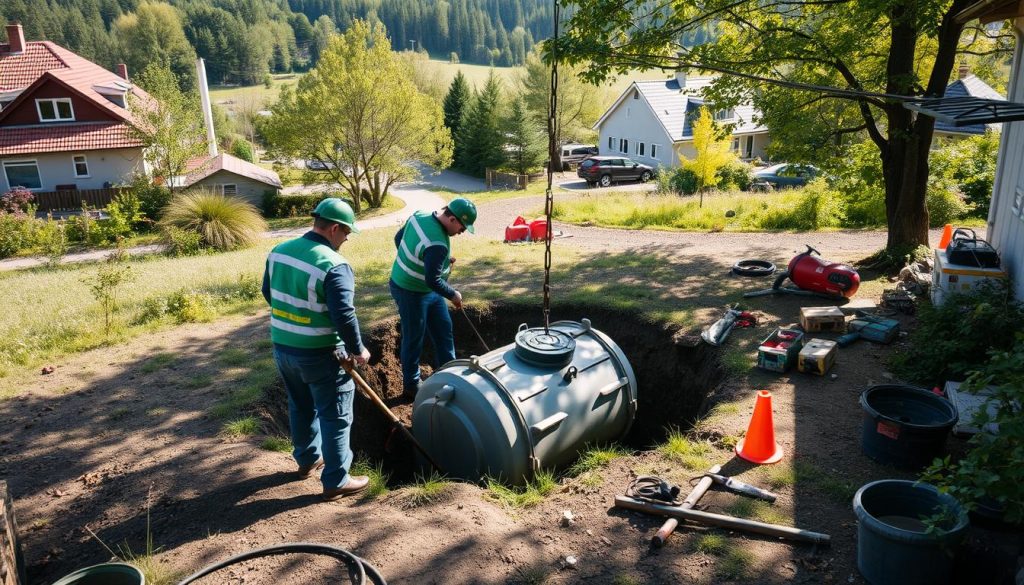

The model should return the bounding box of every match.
[389,197,477,398]
[261,198,371,501]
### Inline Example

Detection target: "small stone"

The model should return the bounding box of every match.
[585,529,593,537]
[882,372,894,380]
[600,536,612,546]
[41,366,55,375]
[562,555,578,570]
[560,510,575,527]
[725,210,736,218]
[830,373,838,381]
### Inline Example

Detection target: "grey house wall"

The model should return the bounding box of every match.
[987,17,1024,303]
[190,169,278,206]
[597,92,675,170]
[0,147,144,191]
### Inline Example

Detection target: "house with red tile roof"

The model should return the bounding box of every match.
[0,23,152,203]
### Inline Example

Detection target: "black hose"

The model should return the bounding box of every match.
[176,542,387,585]
[731,259,776,277]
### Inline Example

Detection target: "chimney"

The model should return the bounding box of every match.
[958,62,970,79]
[5,23,25,54]
[675,68,687,89]
[116,63,128,81]
[195,58,218,158]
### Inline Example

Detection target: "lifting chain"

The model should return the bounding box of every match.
[542,2,560,333]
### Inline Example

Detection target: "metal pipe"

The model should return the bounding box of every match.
[652,464,721,548]
[615,495,831,546]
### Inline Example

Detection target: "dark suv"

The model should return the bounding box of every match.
[577,156,656,187]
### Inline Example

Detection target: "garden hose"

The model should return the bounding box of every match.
[175,542,386,585]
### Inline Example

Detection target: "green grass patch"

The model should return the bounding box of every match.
[715,548,754,580]
[218,348,251,367]
[765,465,797,490]
[402,472,453,509]
[350,460,390,499]
[694,533,728,555]
[726,497,790,526]
[184,374,214,389]
[145,407,168,417]
[485,471,558,510]
[108,407,131,421]
[260,436,291,452]
[567,444,629,476]
[208,74,299,112]
[221,417,260,438]
[657,429,713,470]
[721,347,752,376]
[793,460,857,503]
[140,352,176,374]
[118,549,183,585]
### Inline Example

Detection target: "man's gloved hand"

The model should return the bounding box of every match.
[451,290,464,309]
[355,347,371,365]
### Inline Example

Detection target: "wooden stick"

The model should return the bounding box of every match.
[652,464,721,548]
[338,358,446,474]
[616,495,831,546]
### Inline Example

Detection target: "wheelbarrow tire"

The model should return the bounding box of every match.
[732,259,777,277]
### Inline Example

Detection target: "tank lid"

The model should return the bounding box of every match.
[514,325,576,367]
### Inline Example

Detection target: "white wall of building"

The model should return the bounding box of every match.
[597,91,675,171]
[0,147,144,192]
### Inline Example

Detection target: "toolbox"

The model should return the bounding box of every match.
[847,316,900,344]
[798,338,838,375]
[799,306,846,332]
[757,328,804,373]
[931,249,1007,306]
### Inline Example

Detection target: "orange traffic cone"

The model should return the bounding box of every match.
[937,224,953,250]
[735,390,784,464]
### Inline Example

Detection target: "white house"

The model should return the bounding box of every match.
[955,0,1024,303]
[593,70,770,170]
[933,63,1005,140]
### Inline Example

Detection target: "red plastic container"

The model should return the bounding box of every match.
[505,224,530,242]
[529,219,549,241]
[512,215,527,226]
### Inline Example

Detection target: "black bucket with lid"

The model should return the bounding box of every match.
[859,384,958,470]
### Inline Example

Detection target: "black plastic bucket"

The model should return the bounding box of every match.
[51,563,144,585]
[859,384,957,470]
[853,479,968,585]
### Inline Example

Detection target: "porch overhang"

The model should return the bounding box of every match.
[956,0,1024,24]
[904,96,1024,126]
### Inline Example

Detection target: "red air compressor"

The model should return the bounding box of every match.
[744,246,860,299]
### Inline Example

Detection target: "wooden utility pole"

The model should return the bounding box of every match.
[0,481,26,585]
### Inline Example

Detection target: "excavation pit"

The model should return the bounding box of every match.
[265,303,723,483]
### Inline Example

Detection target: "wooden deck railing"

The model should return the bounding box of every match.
[33,188,123,212]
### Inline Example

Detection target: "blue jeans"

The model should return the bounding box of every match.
[389,280,456,393]
[272,348,355,490]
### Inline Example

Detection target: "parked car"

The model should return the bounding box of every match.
[305,159,333,171]
[577,156,656,187]
[750,163,820,190]
[559,144,598,169]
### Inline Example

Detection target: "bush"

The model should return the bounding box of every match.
[159,190,267,251]
[843,184,887,227]
[262,191,330,218]
[163,226,204,257]
[660,167,700,195]
[890,281,1024,387]
[929,132,998,218]
[758,179,845,230]
[167,290,215,323]
[231,138,256,163]
[127,174,172,222]
[0,187,34,214]
[718,162,753,191]
[926,178,971,227]
[37,217,68,267]
[102,190,144,240]
[0,212,36,258]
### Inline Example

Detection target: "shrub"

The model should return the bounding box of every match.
[159,190,267,251]
[719,162,753,191]
[128,174,173,222]
[661,166,700,195]
[167,290,215,323]
[234,273,262,300]
[758,179,845,230]
[102,190,144,240]
[262,191,329,218]
[929,132,998,218]
[37,217,68,267]
[843,184,887,227]
[231,138,255,163]
[926,178,971,227]
[0,187,34,214]
[163,226,204,257]
[890,281,1024,386]
[0,212,36,258]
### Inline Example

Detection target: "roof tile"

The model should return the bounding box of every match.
[0,122,143,155]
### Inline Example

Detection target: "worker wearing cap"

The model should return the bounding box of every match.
[389,198,477,398]
[262,198,371,501]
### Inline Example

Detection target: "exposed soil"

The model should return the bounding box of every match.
[3,222,1020,584]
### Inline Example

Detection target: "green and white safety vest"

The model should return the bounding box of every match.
[390,211,451,293]
[267,236,347,348]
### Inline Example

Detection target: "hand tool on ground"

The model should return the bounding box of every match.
[335,351,445,474]
[706,473,778,502]
[460,307,490,352]
[701,307,757,346]
[615,495,831,545]
[652,464,721,547]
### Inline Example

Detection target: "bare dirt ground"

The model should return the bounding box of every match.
[2,213,1013,584]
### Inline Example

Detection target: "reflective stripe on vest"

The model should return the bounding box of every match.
[268,237,348,348]
[390,211,450,292]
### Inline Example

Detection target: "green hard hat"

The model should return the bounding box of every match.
[312,198,359,233]
[447,197,477,233]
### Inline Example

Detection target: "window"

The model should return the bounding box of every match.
[36,98,75,122]
[3,160,42,190]
[633,90,639,99]
[650,144,661,160]
[73,155,89,178]
[619,138,629,153]
[637,142,646,157]
[222,184,237,195]
[608,136,614,149]
[731,138,740,152]
[714,108,735,122]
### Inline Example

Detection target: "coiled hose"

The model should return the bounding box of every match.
[176,542,387,585]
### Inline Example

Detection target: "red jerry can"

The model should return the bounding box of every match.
[529,219,549,241]
[505,224,530,242]
[512,215,527,226]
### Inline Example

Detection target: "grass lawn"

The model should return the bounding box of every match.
[208,74,300,112]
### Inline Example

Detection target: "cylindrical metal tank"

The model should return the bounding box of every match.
[411,319,637,485]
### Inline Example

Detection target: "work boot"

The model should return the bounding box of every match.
[296,458,324,480]
[321,476,370,501]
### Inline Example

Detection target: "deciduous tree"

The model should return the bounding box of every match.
[114,2,196,91]
[262,20,453,212]
[683,108,734,205]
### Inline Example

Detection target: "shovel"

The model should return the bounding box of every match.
[335,351,445,474]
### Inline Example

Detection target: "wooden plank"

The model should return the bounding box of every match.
[0,481,26,585]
